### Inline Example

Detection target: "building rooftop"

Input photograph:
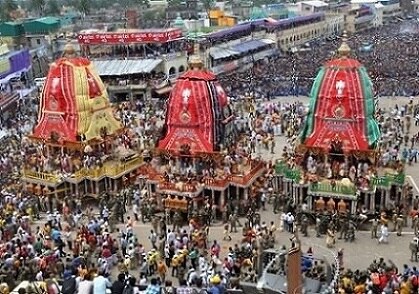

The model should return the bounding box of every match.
[2,21,23,26]
[300,0,329,7]
[34,17,61,24]
[350,0,379,3]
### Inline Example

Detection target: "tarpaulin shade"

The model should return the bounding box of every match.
[207,19,267,41]
[265,12,324,29]
[92,59,162,76]
[0,49,31,80]
[209,47,239,60]
[231,39,270,54]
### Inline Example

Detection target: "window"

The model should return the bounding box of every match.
[169,67,176,76]
[36,39,41,45]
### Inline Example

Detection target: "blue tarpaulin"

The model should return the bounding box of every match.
[207,19,267,41]
[231,39,271,53]
[265,12,324,29]
[0,49,31,80]
[209,47,239,60]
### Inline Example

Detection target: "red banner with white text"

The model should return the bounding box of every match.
[77,29,183,45]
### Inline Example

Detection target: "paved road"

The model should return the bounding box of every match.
[114,202,415,274]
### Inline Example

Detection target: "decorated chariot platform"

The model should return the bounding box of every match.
[21,45,144,198]
[271,35,407,214]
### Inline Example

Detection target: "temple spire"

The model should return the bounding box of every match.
[62,43,77,58]
[189,42,203,70]
[337,31,351,57]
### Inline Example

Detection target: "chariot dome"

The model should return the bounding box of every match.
[299,34,380,153]
[158,55,236,155]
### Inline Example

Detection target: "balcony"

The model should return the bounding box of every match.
[79,156,144,179]
[309,181,357,199]
[107,82,148,91]
[22,170,62,184]
[229,161,266,186]
[372,173,405,187]
[24,156,144,184]
[275,162,302,182]
[158,181,198,193]
[162,52,186,62]
[203,177,229,188]
[354,13,374,24]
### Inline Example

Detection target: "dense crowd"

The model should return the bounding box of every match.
[220,20,419,99]
[0,98,416,294]
[2,18,419,294]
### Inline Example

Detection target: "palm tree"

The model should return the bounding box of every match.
[31,0,46,16]
[201,0,215,19]
[46,0,61,15]
[0,0,18,20]
[77,0,90,17]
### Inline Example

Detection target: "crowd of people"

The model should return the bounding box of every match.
[219,20,419,99]
[1,16,419,294]
[0,94,416,294]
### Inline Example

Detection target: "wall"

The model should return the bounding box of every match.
[400,0,414,13]
[149,0,168,8]
[373,5,384,27]
[211,48,278,75]
[184,19,205,31]
[28,35,49,49]
[162,52,188,78]
[0,49,31,79]
[277,15,344,50]
[382,2,402,18]
[301,3,317,14]
[346,6,378,33]
[414,0,419,13]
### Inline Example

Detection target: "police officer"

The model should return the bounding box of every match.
[300,216,309,237]
[229,214,238,233]
[410,238,419,262]
[273,194,280,214]
[339,220,348,240]
[315,217,321,237]
[279,245,287,273]
[396,214,404,236]
[414,215,419,236]
[371,218,378,239]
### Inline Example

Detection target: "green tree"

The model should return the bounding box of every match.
[31,0,46,16]
[140,0,150,7]
[120,0,134,8]
[46,0,61,15]
[119,0,149,8]
[77,0,90,15]
[168,0,184,7]
[0,0,18,20]
[252,0,278,7]
[201,0,215,18]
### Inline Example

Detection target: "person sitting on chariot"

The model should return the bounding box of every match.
[189,219,199,232]
[380,211,389,224]
[359,206,369,221]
